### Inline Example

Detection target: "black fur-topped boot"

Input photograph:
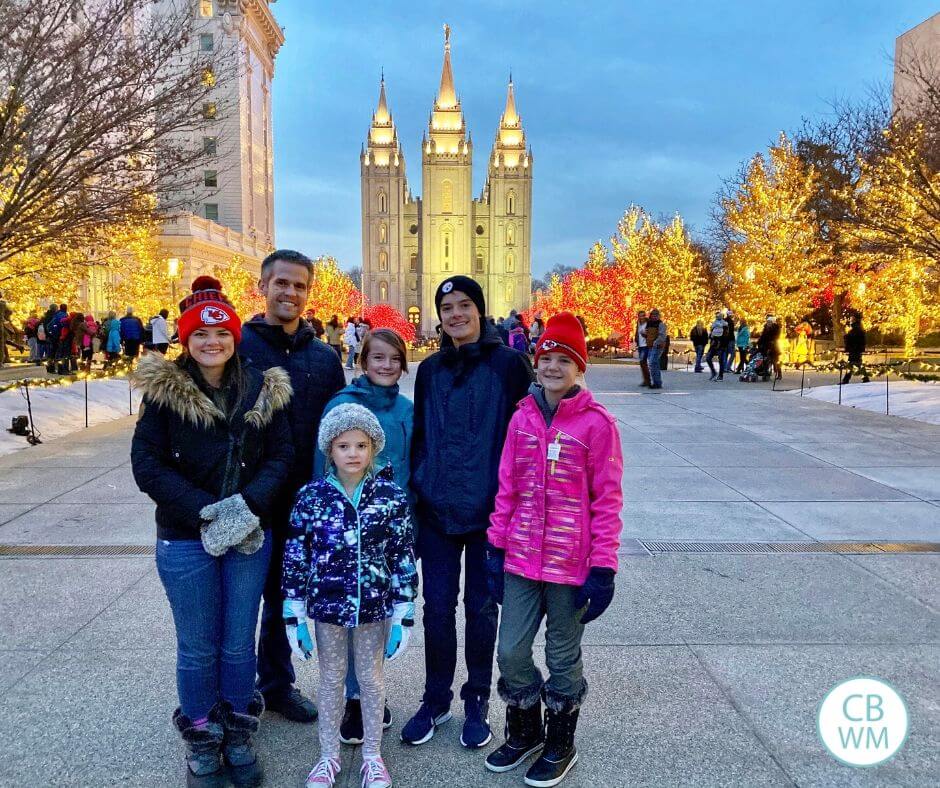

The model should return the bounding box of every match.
[524,707,580,787]
[485,702,544,772]
[172,708,226,788]
[220,691,265,787]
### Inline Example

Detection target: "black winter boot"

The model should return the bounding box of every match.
[172,708,226,788]
[221,691,265,787]
[524,708,580,787]
[485,702,544,772]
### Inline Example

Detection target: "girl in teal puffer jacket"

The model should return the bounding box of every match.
[313,329,413,493]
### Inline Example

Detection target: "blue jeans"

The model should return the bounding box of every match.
[418,524,497,707]
[157,534,272,720]
[345,347,356,369]
[648,346,663,387]
[694,345,704,372]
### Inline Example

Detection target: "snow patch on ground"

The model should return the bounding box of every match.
[0,377,142,455]
[792,380,940,425]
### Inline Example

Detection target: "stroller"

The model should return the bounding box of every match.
[739,350,772,382]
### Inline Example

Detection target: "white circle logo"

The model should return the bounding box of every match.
[201,305,229,325]
[441,281,454,293]
[817,677,909,767]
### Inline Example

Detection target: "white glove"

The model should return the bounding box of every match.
[384,602,415,662]
[199,494,259,557]
[282,599,314,662]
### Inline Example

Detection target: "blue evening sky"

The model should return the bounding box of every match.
[270,1,937,277]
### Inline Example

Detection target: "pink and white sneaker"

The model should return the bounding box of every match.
[306,757,341,787]
[360,756,392,788]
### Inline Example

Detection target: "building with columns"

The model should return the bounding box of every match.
[361,26,533,334]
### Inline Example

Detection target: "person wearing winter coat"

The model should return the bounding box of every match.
[80,315,98,371]
[343,319,360,370]
[402,275,534,750]
[529,317,545,353]
[239,249,346,725]
[104,311,122,365]
[131,276,294,788]
[734,321,751,374]
[635,311,651,386]
[120,307,144,358]
[706,311,728,381]
[151,309,171,354]
[313,328,414,745]
[283,404,417,788]
[690,319,708,373]
[721,309,736,373]
[644,308,669,389]
[757,316,782,380]
[486,312,623,786]
[509,324,528,354]
[23,314,40,363]
[325,316,344,359]
[842,315,869,384]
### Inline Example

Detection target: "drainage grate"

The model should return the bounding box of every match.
[638,541,940,555]
[0,544,154,558]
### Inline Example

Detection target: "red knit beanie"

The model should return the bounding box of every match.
[177,275,242,347]
[534,311,588,372]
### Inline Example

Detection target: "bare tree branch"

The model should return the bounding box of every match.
[0,0,239,264]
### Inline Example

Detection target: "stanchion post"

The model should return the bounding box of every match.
[128,378,133,416]
[837,360,843,405]
[84,377,89,428]
[800,365,806,397]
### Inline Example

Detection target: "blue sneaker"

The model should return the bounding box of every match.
[461,695,493,749]
[400,701,451,746]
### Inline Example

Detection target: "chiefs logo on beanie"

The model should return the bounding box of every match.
[534,311,588,372]
[177,275,242,346]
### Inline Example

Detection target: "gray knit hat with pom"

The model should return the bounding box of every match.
[318,403,386,457]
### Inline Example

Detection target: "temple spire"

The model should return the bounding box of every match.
[501,76,519,126]
[436,23,457,109]
[375,74,390,123]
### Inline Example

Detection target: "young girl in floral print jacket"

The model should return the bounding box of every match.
[282,403,417,788]
[486,311,623,788]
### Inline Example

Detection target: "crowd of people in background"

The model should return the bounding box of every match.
[17,303,177,374]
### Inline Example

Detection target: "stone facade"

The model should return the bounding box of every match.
[157,0,284,283]
[361,27,533,334]
[893,12,940,117]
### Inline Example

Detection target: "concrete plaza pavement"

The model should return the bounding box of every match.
[0,362,937,787]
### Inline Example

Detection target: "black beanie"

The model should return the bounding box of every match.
[435,275,486,318]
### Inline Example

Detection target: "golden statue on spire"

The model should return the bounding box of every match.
[443,23,451,49]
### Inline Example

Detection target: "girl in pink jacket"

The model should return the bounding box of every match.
[485,311,623,787]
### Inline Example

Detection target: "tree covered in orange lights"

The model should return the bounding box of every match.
[528,207,707,341]
[213,257,265,319]
[612,206,708,336]
[717,134,829,325]
[307,256,364,321]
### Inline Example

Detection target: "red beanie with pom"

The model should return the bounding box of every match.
[177,275,242,347]
[534,311,588,372]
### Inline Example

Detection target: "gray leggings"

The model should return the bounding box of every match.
[314,620,387,759]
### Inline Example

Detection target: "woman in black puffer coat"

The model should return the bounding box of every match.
[131,276,293,788]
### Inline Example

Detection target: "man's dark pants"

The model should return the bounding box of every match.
[418,523,497,708]
[256,527,296,701]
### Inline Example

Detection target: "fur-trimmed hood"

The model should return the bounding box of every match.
[132,352,292,429]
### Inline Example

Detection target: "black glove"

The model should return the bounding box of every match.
[574,567,615,624]
[486,547,505,605]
